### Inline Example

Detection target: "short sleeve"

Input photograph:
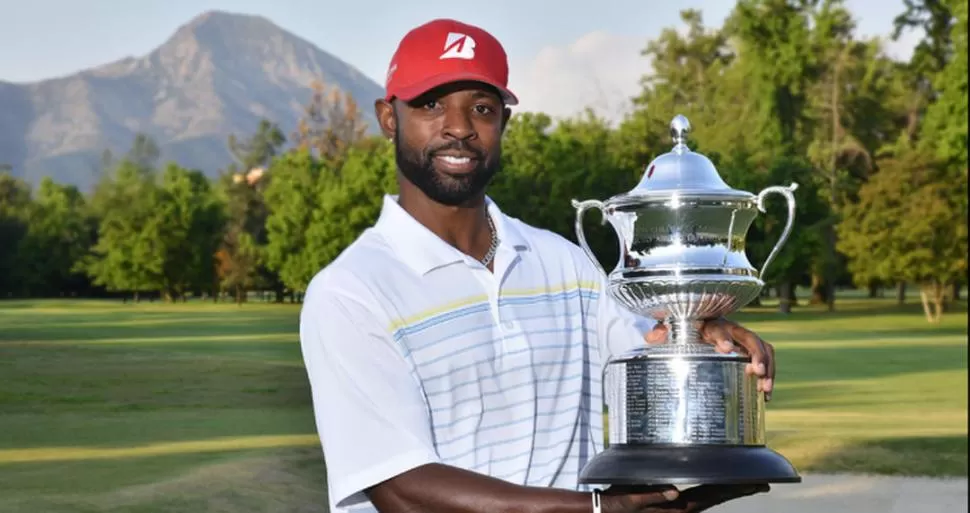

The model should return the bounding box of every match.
[299,274,440,510]
[595,274,657,359]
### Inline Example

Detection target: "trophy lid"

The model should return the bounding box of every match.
[619,115,754,202]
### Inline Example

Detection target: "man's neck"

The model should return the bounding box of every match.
[397,186,493,262]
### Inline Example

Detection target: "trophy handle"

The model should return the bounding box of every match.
[570,199,608,276]
[755,182,799,280]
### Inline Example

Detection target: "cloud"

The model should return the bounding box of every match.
[506,17,920,125]
[506,31,653,124]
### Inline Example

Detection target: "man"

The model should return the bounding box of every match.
[299,18,776,513]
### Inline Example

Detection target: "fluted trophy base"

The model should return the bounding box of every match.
[609,273,765,321]
[578,444,802,486]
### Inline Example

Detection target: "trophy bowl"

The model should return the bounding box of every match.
[571,115,801,486]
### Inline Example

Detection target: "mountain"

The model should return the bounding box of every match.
[0,10,385,191]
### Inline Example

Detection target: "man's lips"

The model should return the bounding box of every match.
[433,153,479,173]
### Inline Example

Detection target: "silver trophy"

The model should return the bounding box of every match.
[571,115,801,486]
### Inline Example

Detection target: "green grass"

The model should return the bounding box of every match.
[0,296,966,512]
[731,298,968,478]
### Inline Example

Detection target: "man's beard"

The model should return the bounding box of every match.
[394,127,500,207]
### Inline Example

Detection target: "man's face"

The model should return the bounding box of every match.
[377,81,510,206]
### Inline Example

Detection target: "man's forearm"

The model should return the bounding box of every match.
[366,463,598,513]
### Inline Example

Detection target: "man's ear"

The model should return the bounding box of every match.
[374,99,396,140]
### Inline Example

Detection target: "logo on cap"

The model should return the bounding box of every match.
[385,63,398,85]
[440,32,476,60]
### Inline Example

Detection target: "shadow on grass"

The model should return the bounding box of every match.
[0,446,331,513]
[774,340,968,385]
[758,327,969,343]
[0,344,314,418]
[0,300,299,344]
[733,300,968,323]
[0,319,297,344]
[792,435,968,477]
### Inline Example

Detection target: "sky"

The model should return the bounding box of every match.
[0,0,923,121]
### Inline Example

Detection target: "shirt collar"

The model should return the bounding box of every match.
[374,194,530,275]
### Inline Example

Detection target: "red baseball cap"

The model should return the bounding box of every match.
[384,19,519,106]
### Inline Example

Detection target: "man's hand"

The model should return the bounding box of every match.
[672,484,770,511]
[644,318,776,401]
[602,484,769,512]
[599,484,680,512]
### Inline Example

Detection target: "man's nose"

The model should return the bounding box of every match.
[441,107,476,141]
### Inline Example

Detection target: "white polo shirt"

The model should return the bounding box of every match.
[299,194,655,512]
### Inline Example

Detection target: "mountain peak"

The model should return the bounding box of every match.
[165,10,284,48]
[1,10,384,192]
[189,9,247,24]
[181,10,277,33]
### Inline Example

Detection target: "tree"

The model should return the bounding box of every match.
[228,119,286,172]
[300,140,398,284]
[803,1,882,309]
[263,149,328,293]
[263,140,396,293]
[292,80,370,164]
[77,159,166,300]
[15,178,96,296]
[218,119,288,303]
[837,147,967,322]
[216,229,261,304]
[918,0,968,167]
[618,9,740,171]
[490,111,632,269]
[127,133,161,170]
[155,164,226,301]
[724,0,816,161]
[0,173,32,296]
[260,80,382,296]
[78,158,226,302]
[917,0,969,299]
[893,0,955,84]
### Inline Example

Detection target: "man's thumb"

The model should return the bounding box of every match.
[634,486,680,505]
[644,324,668,344]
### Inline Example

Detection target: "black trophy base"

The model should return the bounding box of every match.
[579,444,802,486]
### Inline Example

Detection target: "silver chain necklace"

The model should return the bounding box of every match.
[480,215,499,267]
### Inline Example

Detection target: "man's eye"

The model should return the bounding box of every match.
[474,104,495,115]
[423,100,440,110]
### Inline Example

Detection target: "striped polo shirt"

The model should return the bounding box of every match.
[299,194,655,513]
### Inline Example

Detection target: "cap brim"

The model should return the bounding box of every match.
[388,71,519,106]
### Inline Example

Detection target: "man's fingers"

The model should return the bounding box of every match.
[681,484,769,511]
[631,486,680,506]
[764,342,776,400]
[644,323,668,344]
[728,323,769,377]
[700,320,735,353]
[604,484,681,508]
[648,321,776,400]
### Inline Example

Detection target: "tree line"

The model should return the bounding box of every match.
[0,0,966,322]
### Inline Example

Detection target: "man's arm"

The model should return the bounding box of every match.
[367,464,685,513]
[299,276,441,509]
[366,464,606,513]
[300,272,677,513]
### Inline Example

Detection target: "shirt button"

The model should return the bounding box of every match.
[503,321,516,330]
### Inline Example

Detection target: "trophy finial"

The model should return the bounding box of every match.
[670,115,691,149]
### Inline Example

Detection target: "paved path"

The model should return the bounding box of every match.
[713,473,967,513]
